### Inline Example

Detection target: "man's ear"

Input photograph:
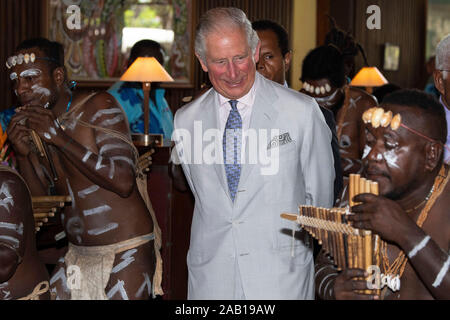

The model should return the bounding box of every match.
[433,70,444,96]
[284,50,292,72]
[253,41,261,64]
[195,53,208,72]
[425,141,443,171]
[53,67,65,87]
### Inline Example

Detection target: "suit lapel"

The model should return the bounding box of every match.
[201,90,231,201]
[239,74,279,188]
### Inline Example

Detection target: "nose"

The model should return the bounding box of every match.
[257,59,265,71]
[367,142,383,162]
[226,61,238,79]
[15,77,31,97]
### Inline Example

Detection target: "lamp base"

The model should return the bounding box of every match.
[132,133,163,147]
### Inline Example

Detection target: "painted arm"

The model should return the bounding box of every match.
[0,171,29,282]
[351,193,450,299]
[18,93,137,198]
[6,114,47,195]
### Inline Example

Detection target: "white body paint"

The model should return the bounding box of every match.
[44,132,51,140]
[135,273,152,298]
[362,145,372,159]
[78,185,99,198]
[91,108,123,123]
[111,156,135,167]
[82,150,92,163]
[82,204,111,217]
[0,235,20,248]
[111,249,137,274]
[66,179,75,209]
[407,235,431,258]
[87,222,118,236]
[108,159,115,179]
[432,256,450,288]
[49,127,57,135]
[383,149,400,169]
[0,222,23,235]
[31,84,51,97]
[0,182,14,213]
[106,279,129,300]
[99,143,129,155]
[100,115,125,127]
[95,156,106,170]
[20,68,42,78]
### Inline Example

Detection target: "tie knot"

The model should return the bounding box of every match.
[229,100,238,111]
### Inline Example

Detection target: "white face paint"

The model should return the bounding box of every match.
[383,149,400,169]
[9,72,17,81]
[362,145,372,159]
[31,84,51,97]
[376,153,383,161]
[20,68,42,78]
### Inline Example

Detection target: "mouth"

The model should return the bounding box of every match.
[365,167,390,181]
[224,78,245,88]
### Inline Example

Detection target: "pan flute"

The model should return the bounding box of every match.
[32,195,71,232]
[281,174,381,294]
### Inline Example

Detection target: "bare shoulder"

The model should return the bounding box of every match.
[80,91,124,119]
[0,166,31,214]
[349,87,378,111]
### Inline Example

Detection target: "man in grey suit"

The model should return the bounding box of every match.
[172,7,335,299]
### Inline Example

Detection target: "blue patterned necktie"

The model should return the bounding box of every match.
[223,100,242,202]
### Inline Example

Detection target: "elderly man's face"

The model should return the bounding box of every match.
[9,48,58,108]
[362,104,428,199]
[197,27,260,100]
[434,55,450,108]
[256,29,291,85]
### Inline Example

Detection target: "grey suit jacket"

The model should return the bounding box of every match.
[173,72,334,299]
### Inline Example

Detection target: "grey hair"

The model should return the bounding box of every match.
[195,7,260,62]
[435,34,450,70]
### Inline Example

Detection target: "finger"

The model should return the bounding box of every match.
[7,114,29,131]
[342,268,366,280]
[19,105,54,115]
[351,293,379,300]
[347,213,373,222]
[353,193,378,204]
[343,279,371,292]
[351,202,376,214]
[351,220,372,230]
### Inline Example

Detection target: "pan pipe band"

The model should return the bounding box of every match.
[32,195,72,232]
[281,174,381,295]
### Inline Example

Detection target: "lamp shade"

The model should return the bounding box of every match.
[350,67,388,87]
[120,57,174,82]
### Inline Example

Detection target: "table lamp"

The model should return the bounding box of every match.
[350,66,388,94]
[120,57,174,147]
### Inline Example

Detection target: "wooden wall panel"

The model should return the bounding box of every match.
[0,0,43,112]
[353,0,426,89]
[193,0,293,89]
[320,0,427,89]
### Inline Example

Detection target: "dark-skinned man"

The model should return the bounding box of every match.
[252,19,343,202]
[0,165,50,300]
[315,89,450,300]
[6,38,161,300]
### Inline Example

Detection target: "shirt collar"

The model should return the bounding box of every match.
[217,76,257,109]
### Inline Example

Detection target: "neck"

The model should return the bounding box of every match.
[395,168,441,214]
[52,89,71,117]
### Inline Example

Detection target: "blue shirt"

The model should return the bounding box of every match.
[108,81,174,140]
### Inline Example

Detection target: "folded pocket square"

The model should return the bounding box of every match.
[267,132,293,149]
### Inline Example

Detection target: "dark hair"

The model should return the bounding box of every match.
[16,37,65,72]
[324,16,368,76]
[129,39,164,66]
[383,89,447,144]
[300,45,345,88]
[252,20,290,56]
[372,83,402,104]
